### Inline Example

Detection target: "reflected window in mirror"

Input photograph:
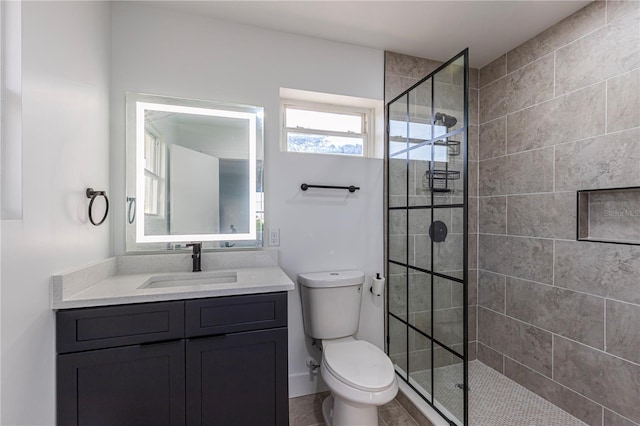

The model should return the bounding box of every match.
[125,93,264,252]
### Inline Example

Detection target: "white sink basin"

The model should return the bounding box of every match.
[139,271,238,289]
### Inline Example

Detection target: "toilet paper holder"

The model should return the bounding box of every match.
[370,273,385,296]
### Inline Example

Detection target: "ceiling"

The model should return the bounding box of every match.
[153,0,592,68]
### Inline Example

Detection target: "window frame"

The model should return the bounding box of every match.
[281,99,374,157]
[142,127,166,218]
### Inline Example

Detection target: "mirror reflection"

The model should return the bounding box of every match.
[126,93,263,251]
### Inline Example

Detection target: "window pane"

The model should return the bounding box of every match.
[144,175,158,215]
[287,132,363,155]
[286,108,362,133]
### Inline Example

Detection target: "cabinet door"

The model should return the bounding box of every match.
[58,340,186,426]
[186,328,288,426]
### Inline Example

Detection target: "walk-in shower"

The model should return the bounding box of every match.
[386,49,469,426]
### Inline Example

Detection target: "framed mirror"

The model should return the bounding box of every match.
[125,93,264,252]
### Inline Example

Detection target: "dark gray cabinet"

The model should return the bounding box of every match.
[56,292,288,426]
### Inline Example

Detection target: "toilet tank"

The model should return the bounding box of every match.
[298,271,364,340]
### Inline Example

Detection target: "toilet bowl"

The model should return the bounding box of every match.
[320,338,398,425]
[298,271,398,426]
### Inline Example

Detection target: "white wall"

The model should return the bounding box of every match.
[110,3,385,396]
[0,2,112,424]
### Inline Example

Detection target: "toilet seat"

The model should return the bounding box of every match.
[323,340,395,392]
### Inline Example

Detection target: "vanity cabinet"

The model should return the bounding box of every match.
[56,292,288,426]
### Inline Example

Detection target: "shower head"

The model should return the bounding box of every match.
[435,112,457,128]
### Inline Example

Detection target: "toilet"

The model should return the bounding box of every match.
[298,271,398,426]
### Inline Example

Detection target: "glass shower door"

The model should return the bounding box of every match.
[387,50,468,426]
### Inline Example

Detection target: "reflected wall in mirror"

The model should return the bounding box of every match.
[126,93,264,252]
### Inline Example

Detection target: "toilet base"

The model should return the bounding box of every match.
[322,393,379,426]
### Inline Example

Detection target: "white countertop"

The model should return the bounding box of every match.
[51,253,295,310]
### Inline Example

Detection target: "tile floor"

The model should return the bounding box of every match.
[289,361,589,426]
[289,391,422,426]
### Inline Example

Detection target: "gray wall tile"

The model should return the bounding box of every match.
[479,196,506,235]
[468,269,478,306]
[479,234,554,283]
[469,67,479,90]
[433,307,464,347]
[554,335,640,423]
[385,74,417,103]
[555,12,640,95]
[469,305,477,342]
[555,127,640,191]
[607,0,640,23]
[469,124,479,162]
[606,299,640,364]
[479,55,554,123]
[506,54,555,112]
[468,340,478,361]
[479,55,506,88]
[389,209,407,236]
[469,88,479,126]
[479,117,506,160]
[478,307,553,376]
[507,83,606,154]
[468,197,478,234]
[607,68,640,133]
[389,273,407,316]
[503,147,555,195]
[555,240,640,304]
[507,1,606,73]
[468,89,479,126]
[385,51,442,80]
[468,233,477,270]
[504,357,603,426]
[477,342,504,373]
[604,408,640,426]
[480,148,554,196]
[507,192,576,239]
[479,156,508,196]
[469,160,478,197]
[478,270,506,313]
[506,277,605,348]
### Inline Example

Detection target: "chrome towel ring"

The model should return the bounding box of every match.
[86,188,109,226]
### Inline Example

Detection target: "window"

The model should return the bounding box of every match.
[282,102,372,156]
[143,130,164,216]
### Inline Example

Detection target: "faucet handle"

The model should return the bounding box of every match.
[186,242,202,254]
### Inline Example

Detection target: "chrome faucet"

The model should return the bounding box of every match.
[186,242,202,272]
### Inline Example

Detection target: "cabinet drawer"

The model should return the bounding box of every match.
[185,292,287,337]
[57,301,185,354]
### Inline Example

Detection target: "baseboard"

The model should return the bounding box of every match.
[288,372,329,398]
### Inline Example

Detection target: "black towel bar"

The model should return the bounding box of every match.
[300,183,360,193]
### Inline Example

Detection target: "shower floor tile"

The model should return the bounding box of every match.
[468,360,587,426]
[412,360,588,425]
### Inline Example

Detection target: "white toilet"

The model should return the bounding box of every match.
[298,271,398,426]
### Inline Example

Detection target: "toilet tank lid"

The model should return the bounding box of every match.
[298,270,365,288]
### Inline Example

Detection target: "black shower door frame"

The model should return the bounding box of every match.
[385,48,469,426]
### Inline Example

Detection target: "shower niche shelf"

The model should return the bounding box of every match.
[577,186,640,246]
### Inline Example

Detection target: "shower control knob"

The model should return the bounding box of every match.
[429,221,448,243]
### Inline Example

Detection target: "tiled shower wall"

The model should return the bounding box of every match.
[385,52,480,367]
[476,1,640,426]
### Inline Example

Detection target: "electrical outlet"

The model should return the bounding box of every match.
[269,228,280,246]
